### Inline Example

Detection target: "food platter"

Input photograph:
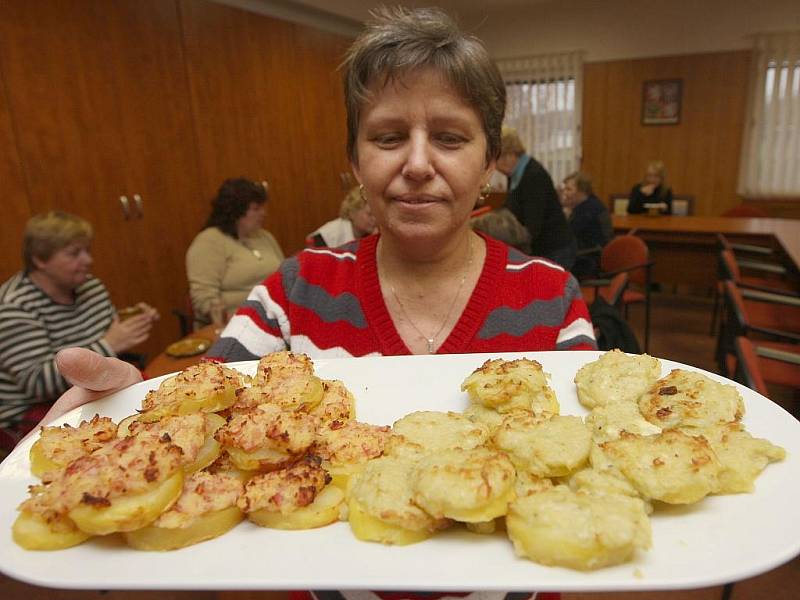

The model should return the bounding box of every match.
[1,351,798,591]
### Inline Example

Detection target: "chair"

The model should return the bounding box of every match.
[172,291,211,338]
[608,194,629,216]
[580,235,654,351]
[671,195,694,216]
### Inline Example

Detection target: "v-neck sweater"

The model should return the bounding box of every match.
[209,232,595,361]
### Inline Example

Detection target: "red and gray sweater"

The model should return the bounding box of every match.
[208,233,595,362]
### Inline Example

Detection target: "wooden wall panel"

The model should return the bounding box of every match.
[0,0,203,357]
[179,0,352,255]
[0,70,30,282]
[582,50,751,216]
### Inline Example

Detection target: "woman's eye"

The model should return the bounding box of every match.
[436,133,465,147]
[373,133,403,147]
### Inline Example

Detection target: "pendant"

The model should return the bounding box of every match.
[426,338,435,353]
[252,249,262,260]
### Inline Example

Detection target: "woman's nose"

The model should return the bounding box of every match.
[401,133,435,181]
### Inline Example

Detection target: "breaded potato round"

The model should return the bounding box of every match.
[216,403,318,472]
[140,362,245,420]
[585,401,661,443]
[348,456,450,537]
[493,414,592,478]
[124,469,246,550]
[567,467,651,514]
[315,420,391,489]
[601,429,721,504]
[12,510,92,551]
[639,369,745,430]
[29,415,117,478]
[410,447,516,522]
[688,422,785,494]
[461,403,513,437]
[391,411,489,453]
[461,358,559,415]
[311,380,356,427]
[574,350,661,409]
[234,351,324,412]
[239,458,342,529]
[127,413,226,474]
[507,486,651,570]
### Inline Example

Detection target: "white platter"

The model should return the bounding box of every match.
[1,351,798,592]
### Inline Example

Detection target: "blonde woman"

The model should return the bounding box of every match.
[627,160,673,214]
[307,185,377,247]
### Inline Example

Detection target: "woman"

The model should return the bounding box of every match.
[562,171,613,278]
[495,128,577,269]
[23,10,594,600]
[307,185,377,247]
[186,178,284,326]
[0,211,157,443]
[627,160,673,215]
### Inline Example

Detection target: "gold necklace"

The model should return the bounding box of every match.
[387,237,473,354]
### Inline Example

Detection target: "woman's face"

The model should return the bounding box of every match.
[351,68,494,246]
[33,240,93,291]
[237,201,266,237]
[644,168,662,187]
[350,204,376,238]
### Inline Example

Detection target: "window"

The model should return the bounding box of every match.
[497,52,583,187]
[738,33,800,197]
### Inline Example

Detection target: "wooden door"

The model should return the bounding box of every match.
[0,71,31,282]
[0,0,202,357]
[179,0,351,254]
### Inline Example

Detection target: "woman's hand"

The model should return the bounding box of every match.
[103,303,159,353]
[24,348,143,436]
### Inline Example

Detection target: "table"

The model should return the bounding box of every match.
[612,215,800,288]
[143,324,220,378]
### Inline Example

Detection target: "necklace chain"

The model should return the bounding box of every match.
[388,237,473,354]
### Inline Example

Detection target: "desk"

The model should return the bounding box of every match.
[144,324,220,379]
[612,215,800,288]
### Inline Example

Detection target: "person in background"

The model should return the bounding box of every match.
[0,211,157,444]
[627,160,673,215]
[470,207,531,254]
[562,171,613,278]
[306,185,377,247]
[186,178,284,326]
[495,128,577,269]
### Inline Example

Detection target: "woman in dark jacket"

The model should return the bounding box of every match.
[627,160,673,215]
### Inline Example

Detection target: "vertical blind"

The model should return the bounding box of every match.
[496,51,584,187]
[738,32,800,197]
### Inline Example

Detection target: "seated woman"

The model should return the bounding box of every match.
[495,128,577,269]
[562,171,613,278]
[0,211,157,442]
[306,185,377,247]
[627,160,673,215]
[186,178,284,326]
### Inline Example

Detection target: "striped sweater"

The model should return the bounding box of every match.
[208,233,595,361]
[0,273,115,428]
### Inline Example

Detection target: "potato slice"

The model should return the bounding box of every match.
[12,510,92,550]
[347,495,432,546]
[124,505,243,551]
[226,446,295,472]
[68,472,184,535]
[248,485,344,530]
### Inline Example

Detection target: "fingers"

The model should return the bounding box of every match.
[56,347,142,392]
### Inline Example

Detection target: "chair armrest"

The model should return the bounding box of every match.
[595,260,656,279]
[730,242,775,256]
[754,345,800,365]
[576,246,602,258]
[741,288,800,307]
[579,278,611,288]
[738,282,800,298]
[748,324,800,344]
[737,259,787,275]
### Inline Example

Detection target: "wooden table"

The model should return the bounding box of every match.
[612,215,800,288]
[144,324,220,378]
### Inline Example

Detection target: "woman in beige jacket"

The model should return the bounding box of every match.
[186,178,284,326]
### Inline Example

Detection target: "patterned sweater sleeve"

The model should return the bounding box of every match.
[0,304,113,404]
[206,257,296,362]
[555,275,597,350]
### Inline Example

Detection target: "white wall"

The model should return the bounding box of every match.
[469,0,800,62]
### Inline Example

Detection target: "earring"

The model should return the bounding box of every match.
[479,183,492,203]
[359,184,367,201]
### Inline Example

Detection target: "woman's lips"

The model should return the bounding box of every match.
[393,194,440,205]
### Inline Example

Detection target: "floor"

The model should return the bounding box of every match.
[2,292,797,599]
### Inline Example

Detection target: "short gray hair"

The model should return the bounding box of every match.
[23,211,93,272]
[342,6,506,165]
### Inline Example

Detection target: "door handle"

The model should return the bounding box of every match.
[133,194,143,218]
[120,195,131,220]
